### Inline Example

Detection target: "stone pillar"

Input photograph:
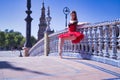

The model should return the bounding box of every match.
[44,32,49,56]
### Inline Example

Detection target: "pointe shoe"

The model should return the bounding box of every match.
[60,55,62,59]
[59,53,62,59]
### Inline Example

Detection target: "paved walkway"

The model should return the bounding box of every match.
[0,51,23,57]
[0,56,120,80]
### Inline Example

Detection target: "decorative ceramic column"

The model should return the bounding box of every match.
[104,25,110,57]
[84,28,89,53]
[98,26,104,56]
[93,27,98,55]
[88,27,93,55]
[118,25,120,51]
[80,28,84,53]
[111,25,117,59]
[79,28,84,53]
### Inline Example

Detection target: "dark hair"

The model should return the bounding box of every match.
[71,11,78,21]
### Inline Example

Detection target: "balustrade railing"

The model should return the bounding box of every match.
[29,19,120,61]
[29,38,44,56]
[79,19,120,59]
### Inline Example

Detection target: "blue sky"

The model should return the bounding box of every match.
[0,0,120,38]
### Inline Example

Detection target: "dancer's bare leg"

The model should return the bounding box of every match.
[58,35,76,58]
[58,38,64,58]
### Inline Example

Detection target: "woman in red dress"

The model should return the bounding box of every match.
[58,11,86,58]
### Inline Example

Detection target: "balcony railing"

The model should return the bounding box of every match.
[29,19,120,67]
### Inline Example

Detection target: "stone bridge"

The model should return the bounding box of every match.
[29,19,120,68]
[1,19,120,80]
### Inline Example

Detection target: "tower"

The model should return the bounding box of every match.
[38,1,47,40]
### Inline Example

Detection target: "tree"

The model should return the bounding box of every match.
[31,36,37,46]
[0,29,36,50]
[4,29,8,33]
[5,32,15,49]
[0,31,5,49]
[9,30,14,33]
[4,30,25,50]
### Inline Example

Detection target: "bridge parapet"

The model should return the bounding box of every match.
[29,38,44,56]
[29,19,120,67]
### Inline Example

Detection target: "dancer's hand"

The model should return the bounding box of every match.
[77,22,90,25]
[77,22,90,29]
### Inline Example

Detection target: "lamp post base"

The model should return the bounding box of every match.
[23,47,30,57]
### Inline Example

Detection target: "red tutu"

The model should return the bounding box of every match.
[58,23,84,44]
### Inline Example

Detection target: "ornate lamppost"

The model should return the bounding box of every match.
[63,7,70,27]
[24,0,33,56]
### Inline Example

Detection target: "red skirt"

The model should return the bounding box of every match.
[58,31,84,44]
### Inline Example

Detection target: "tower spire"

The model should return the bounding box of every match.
[47,6,50,17]
[42,0,45,9]
[40,0,46,22]
[38,1,54,40]
[38,0,47,40]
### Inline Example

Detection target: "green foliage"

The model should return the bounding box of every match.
[0,29,37,50]
[31,36,37,46]
[0,31,6,47]
[0,30,24,50]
